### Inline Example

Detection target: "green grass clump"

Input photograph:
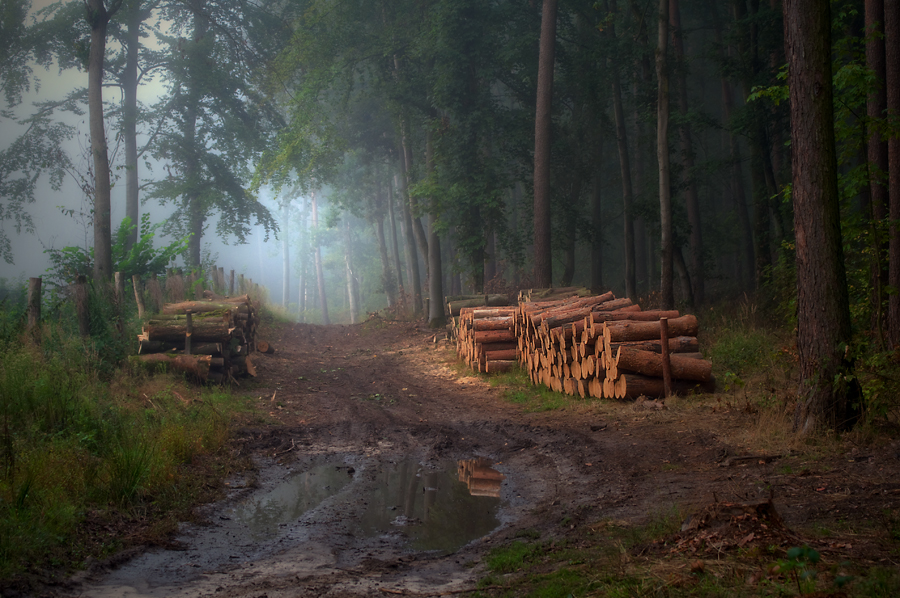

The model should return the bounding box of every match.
[0,326,246,581]
[488,368,571,412]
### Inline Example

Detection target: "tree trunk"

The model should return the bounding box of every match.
[86,0,118,281]
[397,162,423,315]
[669,0,703,304]
[185,0,208,268]
[533,0,558,288]
[886,0,900,346]
[312,191,330,325]
[426,130,446,327]
[344,218,359,324]
[656,0,674,309]
[122,0,142,250]
[388,178,405,297]
[374,212,397,308]
[866,0,888,341]
[611,67,634,298]
[282,200,290,308]
[399,115,429,276]
[785,0,859,432]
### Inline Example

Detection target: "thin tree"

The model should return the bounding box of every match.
[86,0,124,281]
[533,0,558,288]
[655,0,674,308]
[311,191,330,325]
[785,0,859,432]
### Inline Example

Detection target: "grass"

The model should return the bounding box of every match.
[0,317,251,583]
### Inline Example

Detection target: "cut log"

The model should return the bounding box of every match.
[162,300,248,315]
[607,336,699,354]
[617,373,716,399]
[472,317,515,331]
[257,340,276,354]
[448,295,509,316]
[603,315,699,342]
[486,360,516,373]
[146,319,233,343]
[616,347,712,382]
[473,329,516,344]
[485,348,517,361]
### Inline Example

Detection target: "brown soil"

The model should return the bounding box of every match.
[66,318,900,597]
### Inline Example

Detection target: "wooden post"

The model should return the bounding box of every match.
[27,277,42,341]
[218,267,225,294]
[114,271,125,307]
[229,269,235,296]
[239,274,245,293]
[185,309,193,355]
[132,274,146,319]
[660,316,672,398]
[74,275,90,337]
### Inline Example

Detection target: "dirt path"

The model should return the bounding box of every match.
[70,320,900,597]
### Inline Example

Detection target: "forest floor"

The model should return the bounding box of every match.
[60,317,900,597]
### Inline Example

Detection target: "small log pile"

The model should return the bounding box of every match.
[515,292,714,399]
[132,294,260,384]
[454,306,519,373]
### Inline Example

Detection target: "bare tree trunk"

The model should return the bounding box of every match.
[426,131,445,327]
[785,0,858,432]
[886,0,900,346]
[86,0,121,281]
[867,0,888,342]
[388,179,405,296]
[122,0,142,250]
[397,161,423,315]
[533,0,558,288]
[282,200,290,308]
[656,0,674,309]
[344,218,358,324]
[312,191,330,325]
[670,0,703,304]
[611,61,634,298]
[399,116,429,276]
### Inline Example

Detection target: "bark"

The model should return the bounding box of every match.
[866,0,888,340]
[86,0,121,281]
[374,213,397,308]
[282,200,290,308]
[656,0,674,308]
[426,130,446,327]
[785,0,859,432]
[122,0,142,250]
[669,0,703,304]
[185,0,208,267]
[312,191,330,325]
[398,115,429,276]
[611,66,634,299]
[344,218,358,324]
[886,0,900,346]
[533,0,558,288]
[388,178,405,296]
[616,347,712,382]
[397,163,423,315]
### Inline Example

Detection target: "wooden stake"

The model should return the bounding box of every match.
[660,316,672,398]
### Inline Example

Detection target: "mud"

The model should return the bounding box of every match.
[63,319,900,597]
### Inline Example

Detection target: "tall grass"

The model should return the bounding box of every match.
[0,316,245,580]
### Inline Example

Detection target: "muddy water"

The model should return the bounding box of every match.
[78,456,509,597]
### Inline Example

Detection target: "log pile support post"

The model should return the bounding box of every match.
[27,276,41,342]
[185,309,193,355]
[660,316,672,398]
[75,275,90,337]
[132,274,146,319]
[229,270,235,296]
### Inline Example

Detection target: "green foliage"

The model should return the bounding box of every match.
[0,322,245,579]
[44,215,189,287]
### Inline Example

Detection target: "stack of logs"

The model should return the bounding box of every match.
[455,306,519,373]
[517,293,714,399]
[132,294,260,384]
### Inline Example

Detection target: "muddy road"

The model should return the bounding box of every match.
[69,320,900,597]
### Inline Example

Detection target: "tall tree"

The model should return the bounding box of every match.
[886,0,900,346]
[656,0,674,308]
[785,0,858,432]
[533,0,558,288]
[86,0,124,280]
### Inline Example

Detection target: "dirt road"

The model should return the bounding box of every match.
[72,319,900,597]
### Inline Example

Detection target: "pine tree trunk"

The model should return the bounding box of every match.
[87,0,115,281]
[785,0,859,432]
[282,200,290,308]
[122,0,141,250]
[397,160,423,315]
[533,0,558,288]
[426,130,445,327]
[611,63,634,298]
[344,218,358,324]
[388,179,405,296]
[656,0,674,309]
[885,0,900,346]
[312,191,330,325]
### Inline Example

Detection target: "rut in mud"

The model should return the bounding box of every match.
[66,319,900,597]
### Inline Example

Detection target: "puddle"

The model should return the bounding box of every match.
[353,458,506,554]
[230,463,354,540]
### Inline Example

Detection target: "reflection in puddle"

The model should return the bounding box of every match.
[458,457,506,498]
[231,464,353,540]
[354,458,505,554]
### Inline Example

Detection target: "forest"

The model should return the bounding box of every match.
[1,0,899,433]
